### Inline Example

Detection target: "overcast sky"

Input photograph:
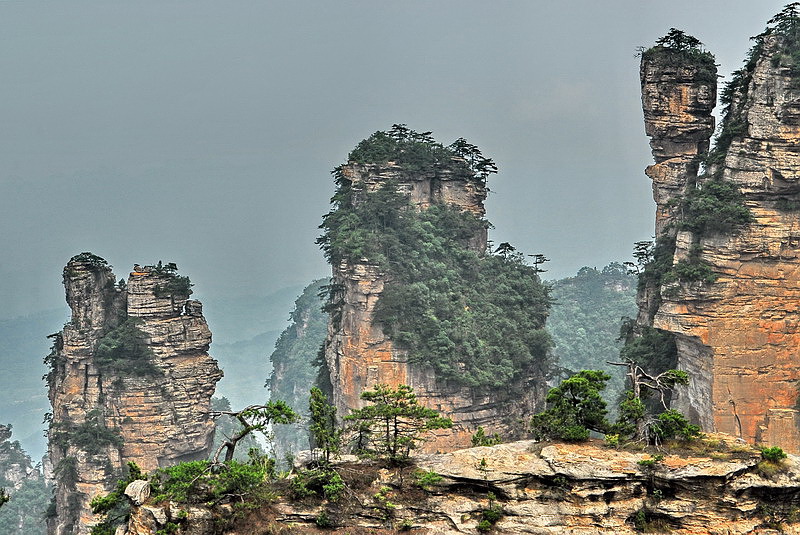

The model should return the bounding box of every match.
[0,1,789,319]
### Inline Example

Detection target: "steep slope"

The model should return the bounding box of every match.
[45,254,222,535]
[268,279,329,458]
[0,424,48,535]
[319,127,552,450]
[639,16,800,451]
[548,263,637,401]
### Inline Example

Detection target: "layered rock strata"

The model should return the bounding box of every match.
[46,257,222,535]
[325,162,542,451]
[124,435,800,534]
[640,52,717,237]
[641,35,800,450]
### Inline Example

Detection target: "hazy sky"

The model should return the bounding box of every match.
[0,1,789,319]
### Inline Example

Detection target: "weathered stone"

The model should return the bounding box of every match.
[640,52,716,236]
[122,436,800,534]
[324,161,544,452]
[124,480,150,505]
[641,36,800,451]
[47,258,222,535]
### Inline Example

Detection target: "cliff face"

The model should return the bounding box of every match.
[46,256,222,535]
[324,160,543,452]
[123,435,800,534]
[641,35,800,451]
[268,279,329,458]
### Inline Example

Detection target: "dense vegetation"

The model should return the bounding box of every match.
[641,28,717,84]
[318,126,552,388]
[149,261,193,298]
[49,409,123,456]
[0,425,49,535]
[547,263,637,401]
[94,318,160,377]
[268,280,329,458]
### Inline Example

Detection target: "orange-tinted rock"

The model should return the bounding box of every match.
[47,257,222,535]
[324,162,544,452]
[641,36,800,451]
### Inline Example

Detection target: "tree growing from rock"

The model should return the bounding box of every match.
[345,384,452,463]
[608,359,699,444]
[530,370,611,442]
[309,387,343,465]
[210,401,299,463]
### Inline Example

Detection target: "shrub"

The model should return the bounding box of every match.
[414,470,443,490]
[761,446,788,463]
[650,410,701,441]
[530,370,610,442]
[150,460,266,504]
[471,427,502,447]
[95,318,161,377]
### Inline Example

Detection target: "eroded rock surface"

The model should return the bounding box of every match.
[46,257,222,535]
[325,162,542,451]
[124,435,800,534]
[641,36,800,451]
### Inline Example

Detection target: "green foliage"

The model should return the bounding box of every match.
[0,477,49,535]
[613,391,647,438]
[637,454,664,469]
[315,510,333,528]
[345,384,452,462]
[662,258,717,285]
[309,387,343,465]
[211,401,299,463]
[150,460,266,504]
[764,3,800,80]
[318,128,552,389]
[69,252,109,268]
[762,446,788,462]
[210,397,264,462]
[619,327,678,384]
[347,124,495,184]
[267,280,329,459]
[650,410,701,441]
[530,370,611,442]
[414,470,443,490]
[290,468,345,502]
[89,462,143,535]
[50,409,123,456]
[0,488,7,509]
[471,427,502,447]
[677,180,753,236]
[149,261,193,298]
[641,28,717,84]
[548,263,637,406]
[95,317,161,377]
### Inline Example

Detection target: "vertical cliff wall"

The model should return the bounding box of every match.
[640,29,800,451]
[322,133,550,451]
[46,255,222,535]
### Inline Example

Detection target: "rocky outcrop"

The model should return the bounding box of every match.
[123,435,800,534]
[46,255,222,535]
[640,51,716,237]
[641,33,800,451]
[324,161,542,452]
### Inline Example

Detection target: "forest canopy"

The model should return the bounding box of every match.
[318,126,552,388]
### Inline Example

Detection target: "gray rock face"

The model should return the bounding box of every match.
[124,480,150,506]
[46,257,222,535]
